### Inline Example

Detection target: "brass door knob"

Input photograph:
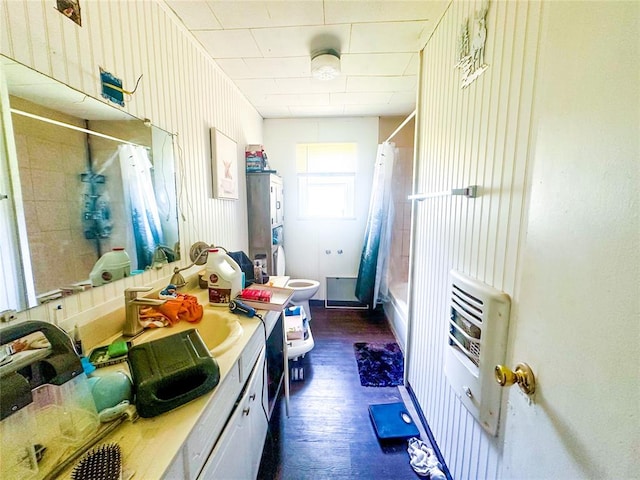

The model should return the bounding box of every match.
[494,363,535,395]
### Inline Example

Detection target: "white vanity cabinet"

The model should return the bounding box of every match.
[162,325,266,480]
[198,349,268,480]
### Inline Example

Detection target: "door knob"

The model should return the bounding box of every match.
[494,363,535,395]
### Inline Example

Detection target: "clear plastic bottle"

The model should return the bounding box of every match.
[253,260,263,284]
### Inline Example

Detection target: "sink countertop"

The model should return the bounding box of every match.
[56,276,290,479]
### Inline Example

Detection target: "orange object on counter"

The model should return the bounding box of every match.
[140,293,203,327]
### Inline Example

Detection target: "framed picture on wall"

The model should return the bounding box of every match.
[211,128,239,200]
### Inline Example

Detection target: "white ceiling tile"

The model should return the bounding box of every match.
[213,58,250,79]
[289,104,346,117]
[341,53,413,76]
[346,75,416,93]
[241,57,310,79]
[275,77,347,94]
[248,92,330,107]
[344,103,414,117]
[404,53,420,75]
[194,30,261,58]
[208,0,324,28]
[389,91,417,105]
[164,0,451,118]
[324,0,447,24]
[330,92,393,105]
[233,78,280,94]
[257,105,292,118]
[166,1,221,30]
[350,21,430,53]
[251,24,351,58]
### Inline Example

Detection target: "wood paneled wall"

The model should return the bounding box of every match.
[408,1,541,477]
[1,0,262,322]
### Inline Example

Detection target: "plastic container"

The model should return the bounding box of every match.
[253,260,263,284]
[0,408,38,479]
[89,247,131,286]
[206,248,242,306]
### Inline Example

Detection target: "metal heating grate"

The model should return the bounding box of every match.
[324,277,369,309]
[444,270,511,436]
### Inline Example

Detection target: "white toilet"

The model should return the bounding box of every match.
[275,246,320,321]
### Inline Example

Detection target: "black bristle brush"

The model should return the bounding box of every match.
[71,443,122,480]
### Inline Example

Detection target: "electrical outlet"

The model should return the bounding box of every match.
[0,309,17,323]
[100,67,125,107]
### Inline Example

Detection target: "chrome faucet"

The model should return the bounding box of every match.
[123,287,167,337]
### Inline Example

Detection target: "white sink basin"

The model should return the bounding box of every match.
[135,309,243,357]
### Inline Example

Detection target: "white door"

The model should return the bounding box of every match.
[406,1,639,478]
[499,2,639,478]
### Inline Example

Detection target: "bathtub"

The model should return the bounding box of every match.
[384,281,408,351]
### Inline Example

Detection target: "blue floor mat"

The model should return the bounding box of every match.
[353,342,404,387]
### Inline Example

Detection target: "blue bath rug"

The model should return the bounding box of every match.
[353,342,404,387]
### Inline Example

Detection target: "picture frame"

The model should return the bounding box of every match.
[210,128,239,200]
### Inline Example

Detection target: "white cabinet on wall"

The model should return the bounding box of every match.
[247,173,283,276]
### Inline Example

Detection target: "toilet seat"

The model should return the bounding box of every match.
[277,247,319,320]
[288,279,320,289]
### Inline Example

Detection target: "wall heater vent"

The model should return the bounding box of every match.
[324,277,368,309]
[444,270,511,436]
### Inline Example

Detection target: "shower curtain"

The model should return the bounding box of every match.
[118,144,164,270]
[355,142,396,308]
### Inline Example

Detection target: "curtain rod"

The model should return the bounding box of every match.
[384,109,416,144]
[10,108,146,148]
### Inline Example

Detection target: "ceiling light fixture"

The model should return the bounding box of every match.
[311,50,341,81]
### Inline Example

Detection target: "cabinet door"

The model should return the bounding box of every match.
[199,350,267,480]
[273,178,284,226]
[248,356,268,479]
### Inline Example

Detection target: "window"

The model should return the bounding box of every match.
[296,143,357,219]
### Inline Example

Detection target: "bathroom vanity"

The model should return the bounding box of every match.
[161,311,269,479]
[49,281,288,480]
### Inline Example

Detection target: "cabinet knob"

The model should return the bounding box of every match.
[243,407,251,416]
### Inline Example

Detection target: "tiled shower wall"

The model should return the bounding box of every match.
[378,116,414,301]
[11,98,156,297]
[11,96,89,295]
[408,1,541,478]
[1,1,262,324]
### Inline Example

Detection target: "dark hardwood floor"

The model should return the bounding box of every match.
[258,303,420,480]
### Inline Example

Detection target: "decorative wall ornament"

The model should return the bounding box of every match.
[455,3,489,89]
[211,128,239,200]
[56,0,82,26]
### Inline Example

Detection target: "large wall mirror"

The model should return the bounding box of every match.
[0,56,180,312]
